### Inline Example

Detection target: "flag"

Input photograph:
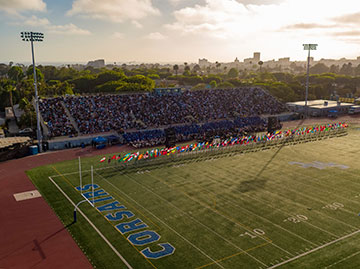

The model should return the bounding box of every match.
[122,153,131,162]
[100,157,106,163]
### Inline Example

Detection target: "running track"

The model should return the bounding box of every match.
[0,116,358,268]
[0,145,130,268]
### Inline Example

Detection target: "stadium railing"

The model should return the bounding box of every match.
[108,127,347,173]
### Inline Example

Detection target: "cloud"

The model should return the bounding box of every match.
[13,15,91,35]
[23,15,50,26]
[131,20,143,29]
[165,0,360,43]
[67,0,160,23]
[0,0,46,15]
[332,30,360,37]
[236,0,284,5]
[46,23,91,35]
[112,32,124,39]
[333,12,360,24]
[145,32,166,40]
[283,23,336,30]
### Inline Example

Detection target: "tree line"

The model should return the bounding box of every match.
[1,62,360,128]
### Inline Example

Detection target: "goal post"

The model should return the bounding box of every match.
[73,164,95,223]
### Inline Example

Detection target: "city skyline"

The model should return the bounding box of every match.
[1,0,360,63]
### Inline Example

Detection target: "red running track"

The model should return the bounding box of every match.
[0,145,131,269]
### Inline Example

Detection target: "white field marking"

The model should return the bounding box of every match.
[48,176,133,269]
[288,168,360,207]
[260,160,360,211]
[268,229,360,269]
[219,152,360,215]
[116,171,268,267]
[324,249,360,268]
[205,161,348,237]
[49,163,129,179]
[241,168,360,229]
[93,171,225,269]
[49,165,114,178]
[146,172,272,242]
[166,165,317,247]
[286,145,360,192]
[150,171,294,256]
[174,163,332,247]
[248,162,360,215]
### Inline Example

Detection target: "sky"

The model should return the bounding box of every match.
[1,0,360,64]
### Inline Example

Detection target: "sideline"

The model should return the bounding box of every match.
[48,176,133,269]
[268,229,360,268]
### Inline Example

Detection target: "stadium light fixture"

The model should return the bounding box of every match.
[21,32,44,152]
[303,43,318,116]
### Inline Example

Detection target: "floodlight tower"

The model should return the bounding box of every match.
[21,32,44,152]
[303,43,318,116]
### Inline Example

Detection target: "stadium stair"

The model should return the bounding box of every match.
[60,101,81,136]
[32,99,49,138]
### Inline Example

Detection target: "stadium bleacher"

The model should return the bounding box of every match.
[38,87,287,146]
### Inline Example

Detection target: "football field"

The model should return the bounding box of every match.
[28,126,360,268]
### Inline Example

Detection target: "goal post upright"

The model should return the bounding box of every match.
[79,156,82,195]
[91,165,94,205]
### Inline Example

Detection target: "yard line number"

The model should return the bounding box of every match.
[284,215,308,223]
[322,202,344,210]
[240,229,265,239]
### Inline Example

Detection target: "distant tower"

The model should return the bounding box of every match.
[253,52,260,62]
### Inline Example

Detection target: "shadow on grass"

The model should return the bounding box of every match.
[236,118,306,193]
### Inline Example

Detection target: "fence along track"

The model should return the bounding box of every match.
[106,128,347,175]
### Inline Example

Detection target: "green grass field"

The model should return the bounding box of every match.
[27,126,360,268]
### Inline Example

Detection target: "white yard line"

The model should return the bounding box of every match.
[268,229,360,268]
[285,146,360,201]
[116,172,268,267]
[50,165,115,178]
[165,171,314,250]
[93,170,225,269]
[48,176,133,269]
[241,167,359,229]
[257,159,360,215]
[179,164,321,246]
[146,171,293,257]
[206,162,340,238]
[325,249,360,268]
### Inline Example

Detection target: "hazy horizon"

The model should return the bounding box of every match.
[1,0,360,63]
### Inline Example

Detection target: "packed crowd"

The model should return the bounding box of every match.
[39,98,77,137]
[39,87,287,139]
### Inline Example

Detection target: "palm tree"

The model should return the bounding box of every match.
[5,84,15,114]
[173,64,179,76]
[216,62,221,73]
[258,61,264,72]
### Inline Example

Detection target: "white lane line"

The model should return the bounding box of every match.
[48,176,133,269]
[268,229,360,268]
